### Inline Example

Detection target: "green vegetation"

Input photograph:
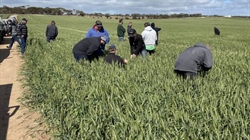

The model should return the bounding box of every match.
[19,15,250,139]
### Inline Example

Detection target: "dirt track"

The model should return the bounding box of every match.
[0,36,49,140]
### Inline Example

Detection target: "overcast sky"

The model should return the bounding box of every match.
[1,0,250,16]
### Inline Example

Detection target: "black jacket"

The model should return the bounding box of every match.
[104,53,125,67]
[46,24,58,38]
[17,23,28,36]
[129,34,145,55]
[151,22,161,37]
[72,37,102,56]
[174,43,213,74]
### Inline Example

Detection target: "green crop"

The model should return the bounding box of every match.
[19,15,250,139]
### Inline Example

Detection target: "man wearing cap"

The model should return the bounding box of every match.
[174,43,213,80]
[86,20,110,56]
[104,44,128,67]
[72,36,107,63]
[128,29,146,58]
[141,22,157,56]
[17,18,28,55]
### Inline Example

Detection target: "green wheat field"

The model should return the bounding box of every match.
[16,14,250,139]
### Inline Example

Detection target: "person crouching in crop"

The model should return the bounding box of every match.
[72,36,107,63]
[128,29,146,58]
[174,43,213,80]
[104,44,128,68]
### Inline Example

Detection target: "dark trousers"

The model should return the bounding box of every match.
[174,70,197,80]
[73,53,89,62]
[8,35,21,49]
[20,36,27,54]
[46,36,56,43]
[146,50,155,55]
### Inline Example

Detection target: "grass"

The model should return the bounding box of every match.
[17,14,250,139]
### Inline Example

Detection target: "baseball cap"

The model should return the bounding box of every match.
[22,18,28,21]
[95,20,102,25]
[109,44,116,49]
[128,29,136,37]
[100,36,107,42]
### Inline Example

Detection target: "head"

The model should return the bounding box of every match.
[100,36,107,44]
[151,22,155,28]
[128,28,136,38]
[119,19,123,24]
[128,22,132,27]
[108,44,116,53]
[22,18,28,24]
[51,20,56,25]
[95,20,103,31]
[7,20,12,24]
[144,22,150,27]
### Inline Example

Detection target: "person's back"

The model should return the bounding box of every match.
[141,23,157,46]
[73,37,101,55]
[104,44,128,67]
[174,43,213,74]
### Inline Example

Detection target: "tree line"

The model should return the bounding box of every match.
[0,5,249,19]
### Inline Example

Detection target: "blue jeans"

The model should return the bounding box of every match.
[8,35,21,49]
[141,49,147,57]
[20,36,27,54]
[118,37,124,41]
[73,53,89,62]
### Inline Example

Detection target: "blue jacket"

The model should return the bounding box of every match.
[86,26,110,44]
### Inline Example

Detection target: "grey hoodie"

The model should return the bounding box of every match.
[174,43,213,73]
[10,22,18,35]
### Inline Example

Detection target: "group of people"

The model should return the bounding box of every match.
[72,19,213,80]
[6,18,28,55]
[6,17,213,80]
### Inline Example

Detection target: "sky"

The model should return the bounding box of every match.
[1,0,250,16]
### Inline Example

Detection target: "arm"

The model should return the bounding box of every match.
[55,26,58,37]
[202,50,213,71]
[104,30,110,43]
[157,27,161,32]
[45,25,49,36]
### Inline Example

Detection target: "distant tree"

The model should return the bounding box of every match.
[105,13,110,19]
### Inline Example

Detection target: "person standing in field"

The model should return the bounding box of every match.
[117,19,126,41]
[86,20,110,56]
[128,29,146,58]
[127,22,133,36]
[141,22,157,56]
[174,43,213,80]
[17,18,28,55]
[72,36,107,63]
[6,19,21,49]
[150,22,161,46]
[45,20,58,43]
[104,44,128,67]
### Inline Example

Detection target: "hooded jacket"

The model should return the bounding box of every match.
[141,26,157,46]
[86,25,110,43]
[174,43,213,74]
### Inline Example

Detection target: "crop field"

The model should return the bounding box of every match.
[17,14,250,139]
